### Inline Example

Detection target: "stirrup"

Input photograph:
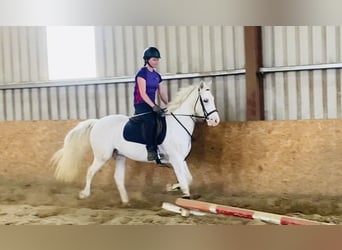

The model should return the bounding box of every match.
[156,157,162,165]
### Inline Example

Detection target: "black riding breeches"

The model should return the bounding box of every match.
[134,103,157,149]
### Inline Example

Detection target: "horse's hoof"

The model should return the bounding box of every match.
[120,202,132,208]
[166,183,181,192]
[191,194,201,200]
[78,191,89,199]
[181,194,201,200]
[181,195,191,199]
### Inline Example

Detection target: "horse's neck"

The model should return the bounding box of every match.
[170,90,197,135]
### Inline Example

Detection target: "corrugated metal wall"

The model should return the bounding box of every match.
[0,84,111,121]
[95,26,245,76]
[0,27,49,84]
[0,26,50,121]
[0,26,247,122]
[263,26,342,120]
[3,26,342,122]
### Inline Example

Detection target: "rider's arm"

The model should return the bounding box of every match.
[158,82,168,107]
[137,76,156,107]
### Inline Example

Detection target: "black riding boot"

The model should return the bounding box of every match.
[146,145,157,161]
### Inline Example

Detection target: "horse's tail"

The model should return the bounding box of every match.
[51,119,98,182]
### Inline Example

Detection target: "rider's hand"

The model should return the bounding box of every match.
[153,105,165,117]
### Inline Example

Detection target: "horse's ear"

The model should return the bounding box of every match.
[200,81,208,89]
[199,81,212,90]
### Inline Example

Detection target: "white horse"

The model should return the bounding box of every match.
[51,81,220,204]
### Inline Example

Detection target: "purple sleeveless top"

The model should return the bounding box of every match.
[134,67,162,104]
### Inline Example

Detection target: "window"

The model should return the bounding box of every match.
[46,26,96,80]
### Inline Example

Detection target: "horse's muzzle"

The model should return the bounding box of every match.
[206,113,220,126]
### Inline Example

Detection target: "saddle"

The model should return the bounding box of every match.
[123,115,167,145]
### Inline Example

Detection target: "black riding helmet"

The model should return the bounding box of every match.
[143,47,161,60]
[143,47,161,66]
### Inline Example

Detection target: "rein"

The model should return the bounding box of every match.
[169,112,195,141]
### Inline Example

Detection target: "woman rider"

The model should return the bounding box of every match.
[133,47,168,161]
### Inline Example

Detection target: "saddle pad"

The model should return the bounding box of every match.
[123,116,167,145]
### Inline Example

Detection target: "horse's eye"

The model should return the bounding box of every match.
[203,98,209,103]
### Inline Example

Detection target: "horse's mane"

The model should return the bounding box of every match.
[167,85,197,112]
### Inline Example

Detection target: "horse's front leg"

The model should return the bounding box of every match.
[169,156,191,198]
[166,161,192,191]
[183,160,193,185]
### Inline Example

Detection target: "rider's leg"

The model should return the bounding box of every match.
[145,115,157,161]
[134,103,158,161]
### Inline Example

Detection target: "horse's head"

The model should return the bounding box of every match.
[194,81,220,126]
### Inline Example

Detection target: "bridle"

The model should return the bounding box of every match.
[193,88,219,120]
[169,87,218,140]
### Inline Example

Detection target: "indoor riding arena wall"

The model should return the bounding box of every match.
[1,119,342,198]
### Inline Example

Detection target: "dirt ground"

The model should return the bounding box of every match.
[0,175,341,225]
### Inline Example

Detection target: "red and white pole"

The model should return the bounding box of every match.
[175,198,333,225]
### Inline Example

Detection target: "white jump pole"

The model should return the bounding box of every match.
[175,198,333,225]
[162,202,207,217]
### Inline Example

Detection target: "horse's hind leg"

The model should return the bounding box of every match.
[79,157,107,199]
[114,155,129,204]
